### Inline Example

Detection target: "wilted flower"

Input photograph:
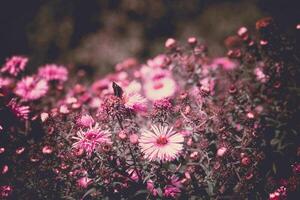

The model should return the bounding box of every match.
[1,56,28,76]
[38,64,68,82]
[15,76,48,101]
[72,123,111,155]
[139,125,184,162]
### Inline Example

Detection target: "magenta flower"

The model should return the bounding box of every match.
[15,76,49,101]
[1,56,28,76]
[7,99,30,120]
[139,125,184,162]
[38,64,68,82]
[72,123,111,155]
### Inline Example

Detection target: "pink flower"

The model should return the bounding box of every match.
[212,57,237,71]
[77,177,92,188]
[72,123,111,155]
[122,92,147,112]
[147,54,169,68]
[0,77,13,88]
[7,99,30,120]
[254,67,268,83]
[127,169,139,181]
[76,114,95,128]
[0,185,13,198]
[144,77,177,101]
[139,125,184,162]
[269,186,287,200]
[15,76,48,101]
[164,176,182,198]
[38,64,68,82]
[147,180,158,196]
[1,56,28,76]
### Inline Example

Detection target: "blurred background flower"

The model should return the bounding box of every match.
[0,0,299,76]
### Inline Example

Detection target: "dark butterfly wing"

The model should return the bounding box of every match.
[112,82,123,98]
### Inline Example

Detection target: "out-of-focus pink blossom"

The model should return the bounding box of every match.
[1,56,28,76]
[7,99,30,120]
[72,123,111,155]
[15,76,48,101]
[147,54,169,68]
[38,64,68,82]
[212,57,237,71]
[139,125,184,162]
[0,77,13,88]
[144,77,177,101]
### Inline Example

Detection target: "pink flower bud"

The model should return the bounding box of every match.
[16,147,25,155]
[165,38,176,49]
[129,134,139,144]
[40,112,49,122]
[241,157,251,166]
[217,147,227,157]
[118,131,127,140]
[2,165,8,174]
[42,145,53,154]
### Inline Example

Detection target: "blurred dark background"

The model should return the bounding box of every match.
[0,0,299,75]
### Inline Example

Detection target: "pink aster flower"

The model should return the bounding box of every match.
[7,99,30,120]
[38,64,68,82]
[1,56,28,76]
[72,123,111,155]
[164,176,182,198]
[144,77,177,101]
[122,92,147,112]
[139,125,184,162]
[15,76,48,101]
